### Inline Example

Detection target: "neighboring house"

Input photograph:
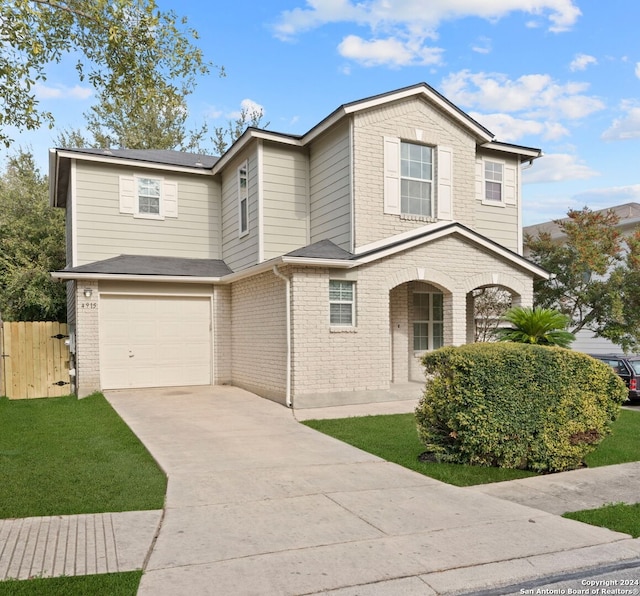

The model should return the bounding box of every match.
[49,83,548,408]
[524,202,640,355]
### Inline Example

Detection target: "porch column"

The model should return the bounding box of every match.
[450,290,467,346]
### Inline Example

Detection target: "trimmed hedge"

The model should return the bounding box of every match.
[415,343,627,472]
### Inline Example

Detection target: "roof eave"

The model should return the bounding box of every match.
[51,272,224,284]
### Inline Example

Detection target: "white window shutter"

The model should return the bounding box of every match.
[163,180,178,217]
[383,136,401,215]
[504,163,517,205]
[119,175,135,214]
[437,145,453,220]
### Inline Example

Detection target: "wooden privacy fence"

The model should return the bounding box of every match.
[0,322,71,399]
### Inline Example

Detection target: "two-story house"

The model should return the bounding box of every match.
[50,83,548,408]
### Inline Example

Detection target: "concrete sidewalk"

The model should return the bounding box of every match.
[0,510,162,581]
[104,386,640,596]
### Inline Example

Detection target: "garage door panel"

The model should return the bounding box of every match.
[100,295,212,389]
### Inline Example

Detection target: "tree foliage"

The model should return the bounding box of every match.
[0,150,66,321]
[0,0,214,147]
[494,306,575,348]
[526,207,640,352]
[472,286,512,342]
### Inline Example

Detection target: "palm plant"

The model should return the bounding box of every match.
[493,306,575,348]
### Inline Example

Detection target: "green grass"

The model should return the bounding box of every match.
[304,413,537,486]
[584,409,640,467]
[0,393,166,518]
[564,503,640,538]
[303,409,640,487]
[0,571,142,596]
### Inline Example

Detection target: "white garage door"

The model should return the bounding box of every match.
[100,295,212,389]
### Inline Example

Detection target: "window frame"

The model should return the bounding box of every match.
[329,280,356,327]
[238,161,249,237]
[400,141,434,218]
[483,159,505,206]
[412,291,444,352]
[134,175,164,220]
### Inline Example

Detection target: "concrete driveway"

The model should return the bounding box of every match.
[106,386,640,595]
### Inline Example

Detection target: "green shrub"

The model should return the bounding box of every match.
[415,343,627,472]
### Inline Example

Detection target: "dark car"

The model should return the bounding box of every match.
[589,354,640,402]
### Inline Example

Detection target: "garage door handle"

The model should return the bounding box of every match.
[129,352,134,358]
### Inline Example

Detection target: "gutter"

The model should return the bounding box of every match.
[272,265,292,408]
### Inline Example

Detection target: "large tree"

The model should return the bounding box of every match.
[526,207,640,352]
[0,0,213,147]
[0,150,66,321]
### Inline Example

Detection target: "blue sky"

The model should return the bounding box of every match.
[10,0,640,225]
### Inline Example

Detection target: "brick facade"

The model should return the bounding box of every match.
[289,233,534,408]
[353,98,477,248]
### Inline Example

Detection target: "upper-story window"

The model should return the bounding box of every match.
[401,142,433,217]
[484,161,503,202]
[238,162,248,237]
[119,175,178,220]
[384,137,452,221]
[138,177,161,215]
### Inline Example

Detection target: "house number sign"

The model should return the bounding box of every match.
[80,302,98,310]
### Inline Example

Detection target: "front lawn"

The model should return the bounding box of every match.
[0,571,142,596]
[564,503,640,538]
[302,409,640,487]
[0,393,166,519]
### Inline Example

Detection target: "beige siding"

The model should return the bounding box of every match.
[352,97,477,248]
[74,162,220,265]
[309,123,352,250]
[231,271,287,403]
[262,143,309,259]
[474,152,521,252]
[474,204,520,252]
[221,150,260,271]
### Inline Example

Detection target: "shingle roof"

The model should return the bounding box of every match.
[524,202,640,238]
[57,148,218,169]
[61,255,232,277]
[285,239,354,260]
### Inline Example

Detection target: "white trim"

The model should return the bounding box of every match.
[238,160,249,238]
[70,160,78,267]
[272,266,292,407]
[257,142,264,261]
[481,142,541,161]
[329,279,356,327]
[349,117,355,253]
[355,220,452,254]
[481,158,505,206]
[52,223,549,286]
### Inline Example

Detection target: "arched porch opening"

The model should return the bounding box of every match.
[389,279,451,384]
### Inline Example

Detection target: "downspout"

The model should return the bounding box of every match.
[272,265,292,408]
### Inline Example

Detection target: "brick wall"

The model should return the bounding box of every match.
[230,270,287,403]
[289,233,534,407]
[75,281,100,397]
[352,97,477,248]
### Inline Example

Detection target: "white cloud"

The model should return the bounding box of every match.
[470,112,569,142]
[601,102,640,141]
[471,36,492,54]
[441,70,604,120]
[273,0,580,66]
[229,99,266,121]
[569,53,597,71]
[274,0,580,38]
[635,62,640,78]
[338,35,442,67]
[35,83,92,101]
[522,153,599,184]
[572,184,640,206]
